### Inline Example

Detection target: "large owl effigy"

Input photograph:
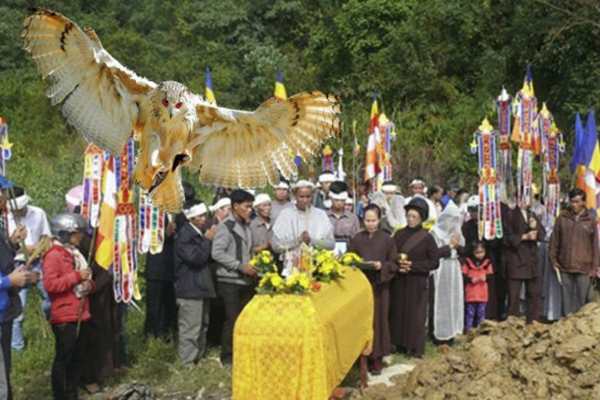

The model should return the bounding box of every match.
[22,9,341,212]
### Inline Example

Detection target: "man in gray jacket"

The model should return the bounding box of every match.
[211,189,256,366]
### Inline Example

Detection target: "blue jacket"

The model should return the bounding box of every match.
[0,273,12,321]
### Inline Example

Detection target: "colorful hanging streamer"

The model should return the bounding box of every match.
[81,144,105,228]
[511,67,540,208]
[471,118,503,240]
[539,104,564,231]
[112,139,140,303]
[0,117,12,177]
[496,87,513,202]
[322,145,334,173]
[137,189,165,255]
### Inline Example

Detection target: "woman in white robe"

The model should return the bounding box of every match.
[430,203,464,341]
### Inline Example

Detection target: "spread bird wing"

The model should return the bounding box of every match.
[22,9,157,154]
[189,91,341,188]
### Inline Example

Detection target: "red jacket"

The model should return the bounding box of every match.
[42,244,92,324]
[462,257,493,303]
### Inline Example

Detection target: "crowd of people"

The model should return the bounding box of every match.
[0,170,598,399]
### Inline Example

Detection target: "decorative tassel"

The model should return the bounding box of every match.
[81,145,105,227]
[473,118,503,240]
[137,189,165,255]
[113,139,139,303]
[512,68,539,208]
[540,104,564,231]
[322,145,334,172]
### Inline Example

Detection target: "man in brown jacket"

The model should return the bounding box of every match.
[549,188,599,316]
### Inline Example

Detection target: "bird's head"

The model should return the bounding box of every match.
[155,81,191,121]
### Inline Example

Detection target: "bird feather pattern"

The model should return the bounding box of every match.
[22,9,341,211]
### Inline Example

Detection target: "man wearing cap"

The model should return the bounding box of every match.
[313,171,336,210]
[327,182,359,254]
[250,194,272,254]
[211,190,256,366]
[271,181,292,222]
[272,181,335,274]
[174,203,216,366]
[6,186,51,351]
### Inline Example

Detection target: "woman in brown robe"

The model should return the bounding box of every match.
[348,204,397,374]
[391,197,444,358]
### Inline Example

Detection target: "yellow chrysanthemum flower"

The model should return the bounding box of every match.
[270,274,284,289]
[298,274,311,289]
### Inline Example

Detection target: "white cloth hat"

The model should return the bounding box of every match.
[329,191,349,201]
[253,193,271,207]
[293,180,315,190]
[274,181,290,190]
[345,197,354,205]
[184,203,208,219]
[409,179,425,187]
[9,194,30,211]
[209,197,231,213]
[381,184,397,193]
[466,195,479,208]
[318,172,336,183]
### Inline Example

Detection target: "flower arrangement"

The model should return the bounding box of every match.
[340,252,363,267]
[253,248,360,295]
[312,249,346,283]
[250,250,277,276]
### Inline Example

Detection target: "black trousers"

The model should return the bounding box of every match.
[508,277,541,324]
[51,323,84,400]
[1,322,13,400]
[144,280,177,339]
[217,282,254,363]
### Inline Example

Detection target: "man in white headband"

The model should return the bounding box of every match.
[210,197,231,226]
[327,182,359,254]
[313,171,336,210]
[7,186,51,351]
[273,179,334,275]
[344,197,354,213]
[175,202,216,366]
[250,194,272,253]
[271,180,292,222]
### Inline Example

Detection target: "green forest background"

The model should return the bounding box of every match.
[2,0,600,214]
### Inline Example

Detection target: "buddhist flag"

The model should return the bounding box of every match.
[579,110,598,208]
[95,156,117,269]
[204,67,217,105]
[274,70,287,100]
[364,97,380,182]
[570,113,584,173]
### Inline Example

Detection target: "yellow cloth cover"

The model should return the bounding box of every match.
[233,268,374,400]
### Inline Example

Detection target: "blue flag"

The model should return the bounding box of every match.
[570,113,584,172]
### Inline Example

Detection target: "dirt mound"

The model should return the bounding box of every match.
[363,302,600,399]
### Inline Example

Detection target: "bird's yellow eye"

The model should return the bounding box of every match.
[175,102,183,109]
[162,98,169,107]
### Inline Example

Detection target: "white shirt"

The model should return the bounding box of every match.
[272,205,335,252]
[8,205,51,247]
